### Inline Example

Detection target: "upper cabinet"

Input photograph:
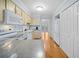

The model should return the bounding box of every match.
[4,10,22,25]
[26,15,32,24]
[22,11,26,25]
[15,6,22,16]
[22,11,32,25]
[6,0,15,13]
[31,19,40,25]
[0,0,5,24]
[0,0,32,25]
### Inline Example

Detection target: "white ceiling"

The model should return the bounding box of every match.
[21,0,65,19]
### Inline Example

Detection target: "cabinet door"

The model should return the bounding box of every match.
[22,12,31,25]
[0,0,5,23]
[26,15,31,24]
[6,0,15,13]
[22,11,26,25]
[25,14,28,25]
[32,19,40,25]
[15,6,21,16]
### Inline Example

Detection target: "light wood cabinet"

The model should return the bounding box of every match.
[6,0,15,13]
[22,11,26,25]
[25,14,31,24]
[22,11,32,25]
[27,15,32,24]
[0,0,5,23]
[15,6,21,16]
[0,0,32,25]
[31,19,39,25]
[24,13,28,25]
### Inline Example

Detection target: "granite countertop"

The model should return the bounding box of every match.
[0,39,45,58]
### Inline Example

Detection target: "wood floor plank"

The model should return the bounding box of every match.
[42,32,68,58]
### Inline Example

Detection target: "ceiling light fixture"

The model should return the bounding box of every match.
[36,6,44,11]
[34,4,46,11]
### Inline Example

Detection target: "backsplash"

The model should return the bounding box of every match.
[0,24,23,33]
[0,25,13,32]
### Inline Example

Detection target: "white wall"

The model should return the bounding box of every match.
[52,0,79,58]
[60,5,74,57]
[48,18,53,36]
[52,0,78,45]
[54,18,60,45]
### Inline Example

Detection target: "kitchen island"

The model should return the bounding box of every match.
[0,38,45,58]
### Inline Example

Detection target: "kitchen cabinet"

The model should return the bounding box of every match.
[25,14,28,24]
[0,0,5,24]
[24,14,31,24]
[6,0,15,13]
[4,10,22,25]
[22,11,26,25]
[26,15,31,24]
[32,30,41,39]
[31,19,40,25]
[22,11,31,25]
[15,6,22,16]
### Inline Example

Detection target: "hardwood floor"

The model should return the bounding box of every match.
[42,32,68,58]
